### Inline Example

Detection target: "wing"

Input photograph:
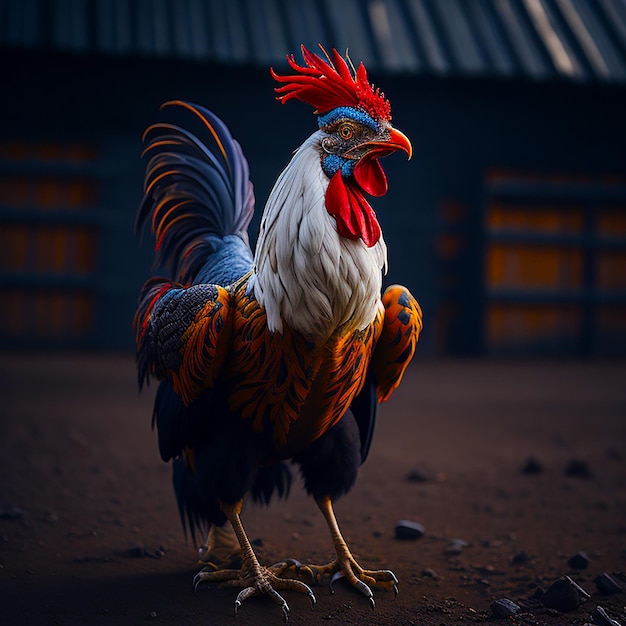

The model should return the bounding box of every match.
[134,277,232,406]
[372,284,423,403]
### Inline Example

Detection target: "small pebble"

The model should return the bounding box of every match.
[607,447,622,461]
[565,459,592,478]
[594,572,623,595]
[406,469,431,482]
[444,538,467,555]
[568,551,590,569]
[394,520,425,541]
[521,457,543,475]
[593,606,622,626]
[127,545,147,558]
[127,545,164,559]
[0,506,24,520]
[490,598,520,618]
[148,610,157,619]
[421,568,437,578]
[541,577,583,612]
[512,551,529,565]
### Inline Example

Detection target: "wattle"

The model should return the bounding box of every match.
[353,155,388,197]
[325,170,382,248]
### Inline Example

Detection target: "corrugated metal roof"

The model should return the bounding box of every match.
[1,0,625,83]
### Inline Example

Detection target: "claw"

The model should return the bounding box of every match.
[270,558,302,570]
[234,586,256,617]
[353,579,374,603]
[384,569,399,585]
[329,570,344,593]
[308,588,317,608]
[192,572,203,595]
[393,582,399,598]
[369,596,376,610]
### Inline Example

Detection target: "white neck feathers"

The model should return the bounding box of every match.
[249,132,387,340]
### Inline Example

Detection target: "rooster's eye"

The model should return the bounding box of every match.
[338,125,353,141]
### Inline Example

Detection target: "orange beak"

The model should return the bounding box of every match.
[388,127,413,160]
[345,126,413,161]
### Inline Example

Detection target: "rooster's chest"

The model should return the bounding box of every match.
[223,294,382,453]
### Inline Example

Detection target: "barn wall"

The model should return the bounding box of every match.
[1,49,625,353]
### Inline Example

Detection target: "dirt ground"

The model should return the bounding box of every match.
[0,354,624,626]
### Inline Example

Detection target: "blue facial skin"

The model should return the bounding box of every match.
[318,106,379,178]
[322,154,355,177]
[317,106,379,132]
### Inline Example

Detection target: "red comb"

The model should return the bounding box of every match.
[271,45,391,121]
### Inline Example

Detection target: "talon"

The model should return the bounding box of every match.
[354,579,374,600]
[307,588,317,608]
[281,602,289,623]
[271,557,302,569]
[234,599,241,618]
[369,596,376,610]
[393,583,399,598]
[192,572,203,594]
[384,569,399,584]
[329,570,344,592]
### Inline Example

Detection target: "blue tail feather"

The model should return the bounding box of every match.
[137,101,255,286]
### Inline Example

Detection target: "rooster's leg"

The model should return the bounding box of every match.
[193,500,316,620]
[298,496,398,607]
[197,522,242,570]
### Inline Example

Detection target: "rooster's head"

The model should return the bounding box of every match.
[272,45,412,248]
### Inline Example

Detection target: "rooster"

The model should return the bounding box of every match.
[135,45,422,620]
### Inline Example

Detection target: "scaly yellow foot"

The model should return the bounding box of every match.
[293,497,399,608]
[193,501,316,622]
[296,556,398,607]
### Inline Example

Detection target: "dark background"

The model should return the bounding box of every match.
[1,0,625,356]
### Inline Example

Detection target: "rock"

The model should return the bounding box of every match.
[607,447,622,461]
[512,551,529,565]
[521,457,543,475]
[395,520,425,540]
[444,538,467,555]
[490,598,520,618]
[565,459,592,478]
[594,572,623,595]
[406,469,431,482]
[593,606,623,626]
[421,568,437,578]
[126,545,165,559]
[0,506,24,520]
[541,576,588,612]
[127,545,147,558]
[568,551,590,569]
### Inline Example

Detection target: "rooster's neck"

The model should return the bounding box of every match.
[249,132,387,340]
